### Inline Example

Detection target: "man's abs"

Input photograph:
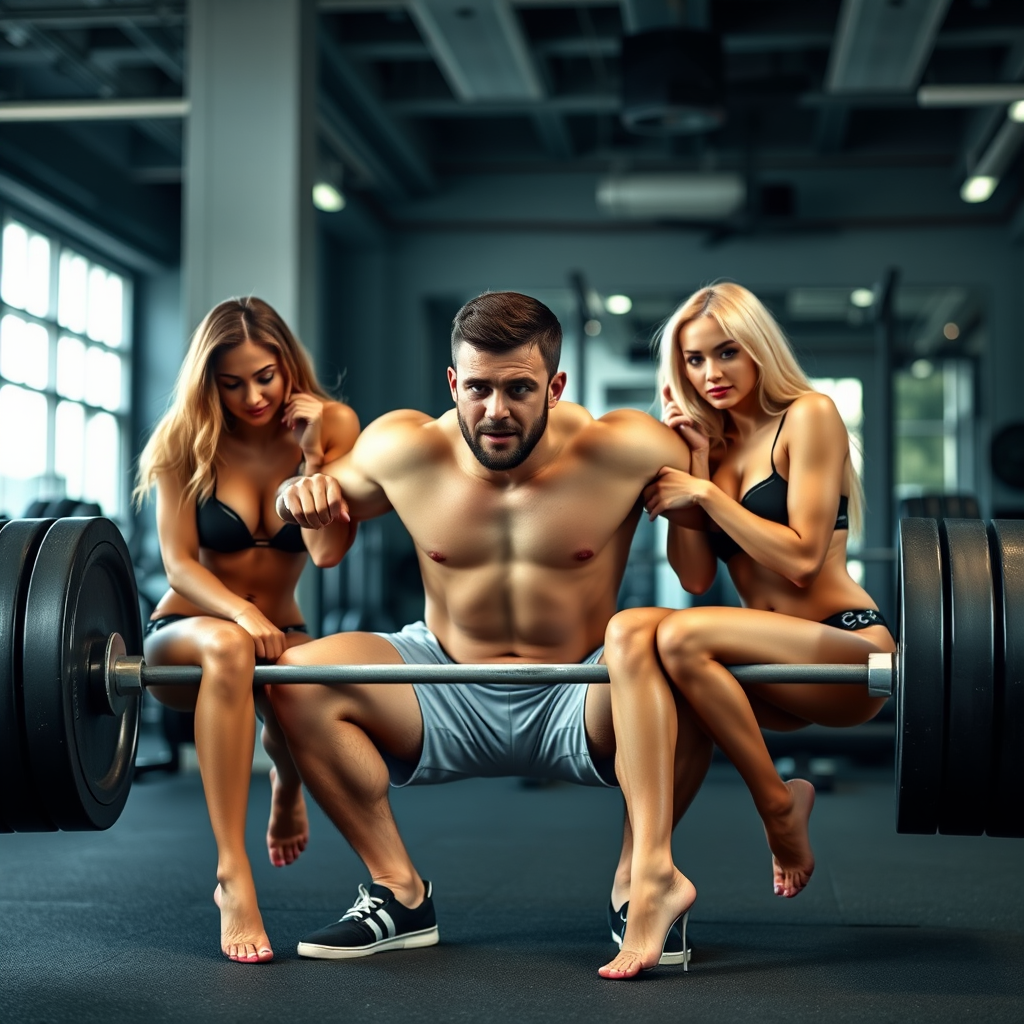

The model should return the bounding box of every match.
[419,557,623,663]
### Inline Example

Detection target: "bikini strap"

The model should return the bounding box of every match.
[769,412,788,472]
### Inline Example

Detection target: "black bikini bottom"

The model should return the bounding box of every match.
[820,608,888,632]
[145,614,308,637]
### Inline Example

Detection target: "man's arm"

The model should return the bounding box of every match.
[277,409,429,529]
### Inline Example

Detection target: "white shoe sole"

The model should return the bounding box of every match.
[298,926,439,960]
[611,929,691,966]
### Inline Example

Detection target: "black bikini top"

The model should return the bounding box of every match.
[196,491,306,554]
[707,413,849,562]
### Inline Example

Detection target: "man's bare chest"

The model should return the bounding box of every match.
[387,471,638,570]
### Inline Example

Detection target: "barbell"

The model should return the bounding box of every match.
[1,516,1021,839]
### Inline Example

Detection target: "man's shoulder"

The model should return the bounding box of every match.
[570,405,688,474]
[356,409,450,468]
[362,408,437,439]
[586,406,673,448]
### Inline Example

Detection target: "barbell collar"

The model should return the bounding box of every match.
[867,652,894,698]
[102,632,130,717]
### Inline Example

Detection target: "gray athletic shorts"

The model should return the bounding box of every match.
[372,621,616,790]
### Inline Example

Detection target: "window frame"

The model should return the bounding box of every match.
[0,204,134,521]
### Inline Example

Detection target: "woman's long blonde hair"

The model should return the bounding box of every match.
[656,281,863,533]
[134,296,330,509]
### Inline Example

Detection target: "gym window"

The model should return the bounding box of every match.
[0,215,131,521]
[895,359,974,497]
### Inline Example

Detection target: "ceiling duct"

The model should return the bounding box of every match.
[409,0,543,102]
[596,173,745,219]
[620,29,725,135]
[826,0,951,93]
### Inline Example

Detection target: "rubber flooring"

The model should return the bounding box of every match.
[1,761,1022,1023]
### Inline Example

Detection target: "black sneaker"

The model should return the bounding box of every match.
[608,900,692,966]
[297,881,439,959]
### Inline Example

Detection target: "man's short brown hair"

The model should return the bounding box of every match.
[451,291,562,377]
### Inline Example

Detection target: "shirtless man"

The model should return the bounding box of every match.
[271,291,712,963]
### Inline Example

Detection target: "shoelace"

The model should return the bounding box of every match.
[340,883,384,922]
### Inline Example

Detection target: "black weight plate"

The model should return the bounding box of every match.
[987,520,1024,837]
[0,519,57,832]
[22,518,142,831]
[895,518,945,835]
[938,519,995,836]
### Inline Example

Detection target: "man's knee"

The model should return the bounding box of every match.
[266,677,324,734]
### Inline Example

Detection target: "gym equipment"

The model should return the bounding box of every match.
[1,516,1022,837]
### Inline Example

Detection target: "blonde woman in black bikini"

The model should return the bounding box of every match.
[134,297,357,963]
[599,282,896,980]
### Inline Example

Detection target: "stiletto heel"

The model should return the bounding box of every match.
[678,907,690,974]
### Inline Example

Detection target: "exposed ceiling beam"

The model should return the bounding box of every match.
[0,5,186,29]
[531,110,573,158]
[117,21,184,84]
[317,96,410,200]
[320,0,619,8]
[12,20,182,155]
[319,30,436,194]
[388,92,619,116]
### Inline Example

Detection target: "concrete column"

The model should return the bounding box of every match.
[184,0,321,627]
[184,0,317,349]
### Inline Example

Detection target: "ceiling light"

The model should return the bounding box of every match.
[605,295,633,315]
[850,288,874,308]
[943,322,960,340]
[583,319,602,337]
[960,175,997,203]
[312,182,345,212]
[1010,101,1024,123]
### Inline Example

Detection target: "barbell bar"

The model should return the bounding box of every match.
[101,640,895,701]
[1,515,1022,839]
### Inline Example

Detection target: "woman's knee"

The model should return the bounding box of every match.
[197,623,257,694]
[656,610,714,680]
[605,608,667,669]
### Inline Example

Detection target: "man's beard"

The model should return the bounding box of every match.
[457,405,548,471]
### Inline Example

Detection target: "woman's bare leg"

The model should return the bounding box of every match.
[656,608,893,898]
[146,619,272,963]
[596,608,709,979]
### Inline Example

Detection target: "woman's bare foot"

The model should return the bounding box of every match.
[764,778,816,897]
[598,867,696,980]
[266,766,309,867]
[213,878,273,963]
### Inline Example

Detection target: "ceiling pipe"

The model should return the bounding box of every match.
[918,84,1024,107]
[0,98,189,121]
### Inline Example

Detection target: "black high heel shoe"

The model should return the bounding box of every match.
[608,900,693,967]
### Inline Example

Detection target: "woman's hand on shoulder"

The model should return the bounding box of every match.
[232,604,287,661]
[642,466,710,522]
